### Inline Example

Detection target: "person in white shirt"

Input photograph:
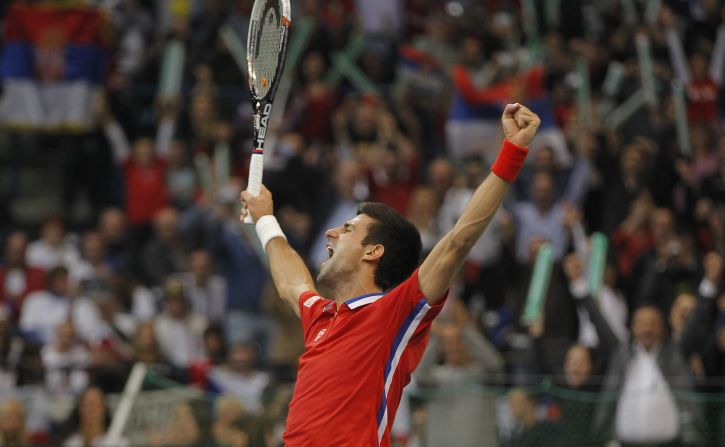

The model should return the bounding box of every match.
[594,305,702,446]
[25,217,80,271]
[153,279,207,369]
[206,343,270,414]
[19,267,72,345]
[42,321,91,395]
[173,250,227,324]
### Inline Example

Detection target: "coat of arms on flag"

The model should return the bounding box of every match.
[0,3,110,132]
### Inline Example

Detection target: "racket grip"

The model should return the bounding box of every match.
[244,152,264,224]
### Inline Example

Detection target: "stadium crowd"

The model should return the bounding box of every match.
[1,0,725,445]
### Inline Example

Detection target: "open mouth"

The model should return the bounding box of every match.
[327,245,334,259]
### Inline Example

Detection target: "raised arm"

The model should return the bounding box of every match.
[419,103,540,304]
[241,185,317,317]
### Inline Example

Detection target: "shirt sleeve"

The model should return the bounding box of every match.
[376,269,447,343]
[298,291,334,347]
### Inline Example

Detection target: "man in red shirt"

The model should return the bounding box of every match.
[241,103,540,446]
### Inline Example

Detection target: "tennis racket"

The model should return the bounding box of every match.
[244,0,291,224]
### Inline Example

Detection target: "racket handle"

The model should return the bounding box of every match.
[244,152,264,224]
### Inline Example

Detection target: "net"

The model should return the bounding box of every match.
[247,0,287,100]
[407,379,723,447]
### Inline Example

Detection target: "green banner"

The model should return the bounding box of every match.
[219,25,247,75]
[193,152,212,199]
[522,243,554,325]
[159,40,185,99]
[672,80,692,157]
[588,233,608,299]
[636,34,657,107]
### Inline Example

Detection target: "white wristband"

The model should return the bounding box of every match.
[255,215,287,251]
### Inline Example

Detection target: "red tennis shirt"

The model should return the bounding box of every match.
[283,269,446,446]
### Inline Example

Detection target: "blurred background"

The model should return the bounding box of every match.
[0,0,725,446]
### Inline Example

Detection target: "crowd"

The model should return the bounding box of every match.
[1,0,725,446]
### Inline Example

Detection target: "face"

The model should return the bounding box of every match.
[132,138,154,165]
[80,388,106,426]
[651,209,674,245]
[670,294,696,335]
[317,214,376,289]
[440,326,469,367]
[83,232,105,264]
[190,251,212,280]
[155,208,179,241]
[42,220,64,246]
[508,389,533,421]
[0,400,25,436]
[229,344,255,372]
[534,147,555,172]
[5,232,28,267]
[530,172,555,208]
[632,307,665,350]
[100,209,126,243]
[564,345,592,388]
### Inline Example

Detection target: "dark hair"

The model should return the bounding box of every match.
[46,266,69,285]
[357,202,422,291]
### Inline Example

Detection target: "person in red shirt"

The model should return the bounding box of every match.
[241,103,540,446]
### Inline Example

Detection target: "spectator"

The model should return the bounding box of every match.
[211,395,265,447]
[0,232,45,319]
[141,207,188,287]
[153,279,206,370]
[0,309,23,390]
[41,322,90,396]
[511,149,591,264]
[62,386,127,447]
[147,402,203,447]
[68,232,113,297]
[505,388,556,447]
[593,305,702,445]
[25,217,79,271]
[0,399,31,447]
[206,343,270,415]
[173,249,227,324]
[97,208,131,273]
[414,299,504,447]
[19,267,72,345]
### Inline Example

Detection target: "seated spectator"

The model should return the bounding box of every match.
[141,207,188,287]
[68,231,113,297]
[19,267,72,345]
[147,401,203,447]
[0,232,45,319]
[153,280,207,370]
[211,395,265,447]
[0,308,23,390]
[41,322,90,396]
[206,343,270,414]
[25,216,79,271]
[97,208,132,272]
[173,249,227,324]
[505,388,556,447]
[0,399,32,447]
[62,386,127,447]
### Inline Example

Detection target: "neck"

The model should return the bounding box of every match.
[82,422,104,441]
[329,274,381,307]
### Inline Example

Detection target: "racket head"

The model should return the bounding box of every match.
[247,0,291,102]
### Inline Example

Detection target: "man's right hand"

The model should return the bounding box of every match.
[240,184,275,223]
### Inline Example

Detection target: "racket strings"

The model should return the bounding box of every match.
[250,0,284,99]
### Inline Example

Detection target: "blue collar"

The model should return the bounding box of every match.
[344,292,385,309]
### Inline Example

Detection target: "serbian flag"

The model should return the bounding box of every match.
[0,4,109,132]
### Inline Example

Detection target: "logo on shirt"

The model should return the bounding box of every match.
[303,296,322,308]
[313,328,327,342]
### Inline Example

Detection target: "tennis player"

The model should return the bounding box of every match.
[241,103,540,446]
